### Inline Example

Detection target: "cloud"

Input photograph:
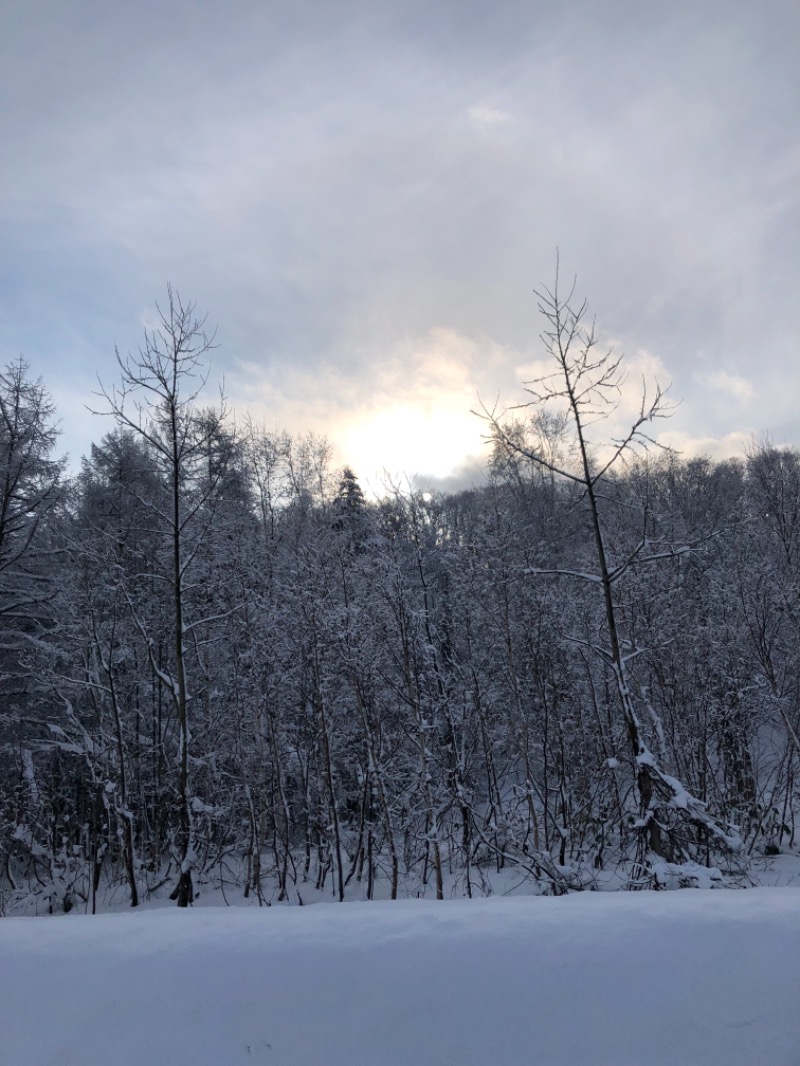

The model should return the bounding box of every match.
[468,104,513,127]
[655,429,754,462]
[1,0,798,483]
[694,369,754,401]
[229,326,511,489]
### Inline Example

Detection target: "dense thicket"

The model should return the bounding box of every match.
[2,316,798,913]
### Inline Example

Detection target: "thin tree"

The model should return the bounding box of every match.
[483,263,740,879]
[95,287,229,906]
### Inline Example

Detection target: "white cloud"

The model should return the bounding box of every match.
[467,104,513,127]
[333,328,511,484]
[229,327,513,490]
[694,369,754,400]
[655,428,753,461]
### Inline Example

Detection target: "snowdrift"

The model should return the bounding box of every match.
[2,889,799,1065]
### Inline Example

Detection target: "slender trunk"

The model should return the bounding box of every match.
[565,376,668,861]
[314,677,345,902]
[106,650,139,908]
[171,412,194,907]
[352,677,399,899]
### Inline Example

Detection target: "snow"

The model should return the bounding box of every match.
[2,890,800,1065]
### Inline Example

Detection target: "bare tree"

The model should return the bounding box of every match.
[483,263,740,879]
[96,287,230,906]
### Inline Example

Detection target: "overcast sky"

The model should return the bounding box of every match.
[2,0,798,491]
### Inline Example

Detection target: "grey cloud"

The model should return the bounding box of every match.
[1,0,798,480]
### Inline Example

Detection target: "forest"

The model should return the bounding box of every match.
[1,284,798,914]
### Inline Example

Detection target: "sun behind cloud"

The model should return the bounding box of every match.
[338,326,500,489]
[342,402,482,489]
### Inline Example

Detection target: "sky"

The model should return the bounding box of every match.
[2,0,798,493]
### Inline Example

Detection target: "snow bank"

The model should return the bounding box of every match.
[2,890,799,1065]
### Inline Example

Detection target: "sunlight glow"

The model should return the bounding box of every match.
[341,402,483,488]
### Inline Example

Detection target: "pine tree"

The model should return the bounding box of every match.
[332,467,371,546]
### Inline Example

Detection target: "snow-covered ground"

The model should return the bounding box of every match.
[2,889,799,1066]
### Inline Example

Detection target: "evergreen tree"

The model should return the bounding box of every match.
[332,467,371,546]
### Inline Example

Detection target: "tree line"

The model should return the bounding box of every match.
[1,283,798,913]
